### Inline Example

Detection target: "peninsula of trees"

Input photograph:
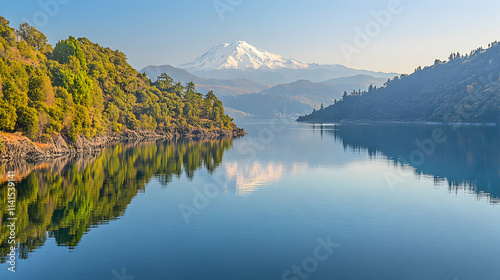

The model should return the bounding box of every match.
[298,42,500,124]
[0,17,241,150]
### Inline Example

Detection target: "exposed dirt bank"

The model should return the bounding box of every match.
[0,127,246,162]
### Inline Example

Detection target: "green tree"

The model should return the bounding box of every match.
[16,23,50,52]
[51,36,87,71]
[156,73,173,89]
[0,101,17,130]
[186,81,196,93]
[28,71,47,102]
[16,106,39,139]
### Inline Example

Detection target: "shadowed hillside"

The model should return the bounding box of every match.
[299,42,500,124]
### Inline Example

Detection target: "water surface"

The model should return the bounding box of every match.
[1,120,499,280]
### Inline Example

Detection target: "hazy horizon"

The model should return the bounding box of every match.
[2,0,500,74]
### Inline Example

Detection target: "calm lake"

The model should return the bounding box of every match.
[1,120,500,280]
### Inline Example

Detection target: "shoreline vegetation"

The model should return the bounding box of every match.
[297,120,497,126]
[0,17,245,161]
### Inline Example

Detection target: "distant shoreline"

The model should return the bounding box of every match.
[296,119,498,126]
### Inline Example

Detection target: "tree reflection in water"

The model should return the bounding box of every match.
[0,138,233,262]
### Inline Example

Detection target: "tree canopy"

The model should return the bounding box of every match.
[0,17,236,141]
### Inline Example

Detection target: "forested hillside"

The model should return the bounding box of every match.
[260,79,342,108]
[298,42,500,124]
[0,17,236,145]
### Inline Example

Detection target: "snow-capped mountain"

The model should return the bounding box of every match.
[175,41,397,84]
[178,41,309,71]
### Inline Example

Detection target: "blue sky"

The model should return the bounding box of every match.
[2,0,500,73]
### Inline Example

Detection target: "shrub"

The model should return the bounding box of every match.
[16,106,39,139]
[0,137,4,155]
[0,102,17,130]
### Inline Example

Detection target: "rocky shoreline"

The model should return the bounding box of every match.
[0,127,246,162]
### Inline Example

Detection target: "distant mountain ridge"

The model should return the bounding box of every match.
[140,65,390,119]
[261,80,342,108]
[140,65,269,96]
[220,93,311,118]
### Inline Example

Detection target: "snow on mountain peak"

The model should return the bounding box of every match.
[178,41,309,71]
